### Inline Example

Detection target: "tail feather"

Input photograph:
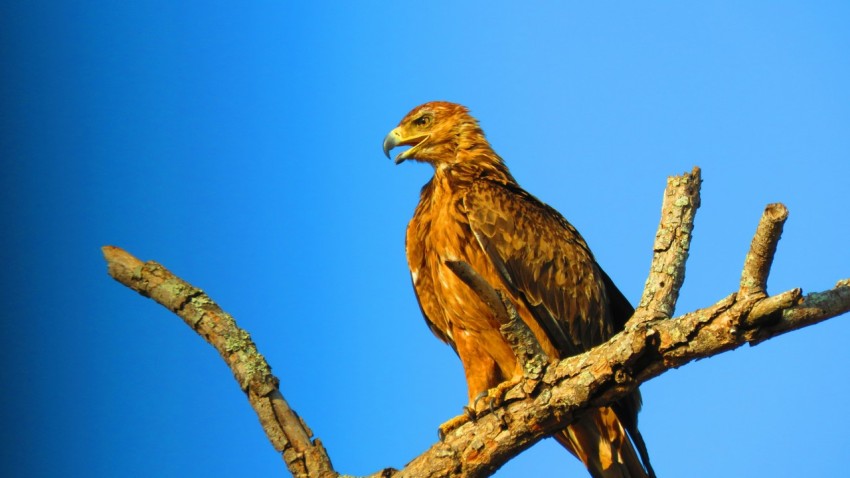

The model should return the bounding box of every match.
[555,406,654,478]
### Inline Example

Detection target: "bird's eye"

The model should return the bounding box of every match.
[413,114,432,127]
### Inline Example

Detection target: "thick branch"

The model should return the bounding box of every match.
[101,246,336,478]
[389,280,849,478]
[632,167,701,325]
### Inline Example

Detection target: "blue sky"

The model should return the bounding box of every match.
[2,2,849,477]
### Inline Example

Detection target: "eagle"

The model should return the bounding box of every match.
[383,101,655,478]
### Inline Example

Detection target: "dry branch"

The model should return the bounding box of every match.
[101,246,336,478]
[102,167,849,478]
[632,166,701,325]
[739,203,788,298]
[377,282,850,478]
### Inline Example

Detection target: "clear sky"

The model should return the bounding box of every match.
[2,2,849,477]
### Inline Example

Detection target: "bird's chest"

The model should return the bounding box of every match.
[407,184,497,339]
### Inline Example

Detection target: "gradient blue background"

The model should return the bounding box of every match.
[3,2,849,477]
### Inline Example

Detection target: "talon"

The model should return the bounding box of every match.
[470,379,521,415]
[471,391,489,415]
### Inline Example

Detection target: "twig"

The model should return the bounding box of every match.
[748,279,850,345]
[631,167,701,325]
[739,203,789,298]
[101,246,337,478]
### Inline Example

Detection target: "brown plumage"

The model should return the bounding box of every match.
[383,101,655,478]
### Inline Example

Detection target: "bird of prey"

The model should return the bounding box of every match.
[383,101,655,478]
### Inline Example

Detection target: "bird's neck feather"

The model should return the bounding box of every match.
[435,148,515,187]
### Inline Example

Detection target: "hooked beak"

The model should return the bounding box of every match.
[382,127,428,164]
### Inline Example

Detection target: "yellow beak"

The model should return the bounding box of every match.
[382,127,428,164]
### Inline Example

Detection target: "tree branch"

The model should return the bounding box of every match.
[102,167,849,478]
[387,280,849,478]
[739,203,788,299]
[631,167,701,325]
[101,246,337,478]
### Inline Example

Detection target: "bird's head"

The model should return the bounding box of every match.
[383,101,491,166]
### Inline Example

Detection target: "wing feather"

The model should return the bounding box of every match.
[463,179,618,356]
[463,179,652,472]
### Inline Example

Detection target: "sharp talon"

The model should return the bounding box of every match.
[471,391,489,415]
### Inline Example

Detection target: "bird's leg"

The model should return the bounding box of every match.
[439,330,526,438]
[471,390,493,414]
[471,375,524,415]
[438,376,524,440]
[436,389,494,440]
